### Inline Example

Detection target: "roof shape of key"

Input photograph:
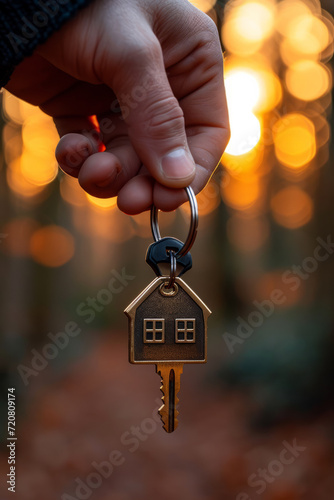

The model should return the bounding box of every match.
[124,276,211,364]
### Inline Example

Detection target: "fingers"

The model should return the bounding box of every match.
[176,60,230,194]
[51,0,230,214]
[54,116,101,177]
[55,113,142,198]
[95,15,197,188]
[92,2,229,210]
[77,138,141,198]
[77,151,121,197]
[55,134,98,178]
[152,163,210,212]
[168,15,230,199]
[117,168,154,215]
[151,12,230,211]
[40,81,117,118]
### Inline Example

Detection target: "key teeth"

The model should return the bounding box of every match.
[156,363,183,433]
[158,404,179,433]
[158,384,180,433]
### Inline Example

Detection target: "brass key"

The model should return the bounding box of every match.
[125,276,211,433]
[124,187,211,433]
[156,363,183,433]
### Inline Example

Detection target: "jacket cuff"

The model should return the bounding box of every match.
[0,0,94,87]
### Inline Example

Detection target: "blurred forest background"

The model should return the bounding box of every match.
[1,0,334,499]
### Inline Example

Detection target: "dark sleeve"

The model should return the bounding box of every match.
[0,0,95,87]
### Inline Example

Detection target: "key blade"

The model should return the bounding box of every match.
[156,363,183,433]
[168,369,176,432]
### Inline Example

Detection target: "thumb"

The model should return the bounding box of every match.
[102,33,196,187]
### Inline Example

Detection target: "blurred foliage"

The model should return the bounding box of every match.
[1,2,334,500]
[0,0,334,430]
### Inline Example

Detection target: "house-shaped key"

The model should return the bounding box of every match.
[124,276,211,432]
[125,276,211,364]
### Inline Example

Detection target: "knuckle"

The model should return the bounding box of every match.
[199,26,220,51]
[120,38,161,66]
[143,96,185,139]
[187,4,216,30]
[193,12,220,49]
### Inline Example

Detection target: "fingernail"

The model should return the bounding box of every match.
[161,148,195,180]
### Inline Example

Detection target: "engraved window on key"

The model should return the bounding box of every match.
[175,319,196,343]
[143,319,165,343]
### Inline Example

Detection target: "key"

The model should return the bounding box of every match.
[156,363,183,433]
[124,186,210,433]
[124,276,211,433]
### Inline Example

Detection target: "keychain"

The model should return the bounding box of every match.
[124,187,211,433]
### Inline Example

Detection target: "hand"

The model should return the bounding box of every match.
[5,0,229,214]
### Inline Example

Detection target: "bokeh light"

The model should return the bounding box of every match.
[2,218,39,257]
[285,60,331,101]
[3,122,23,164]
[314,114,331,148]
[224,70,262,155]
[270,186,313,228]
[2,91,25,125]
[224,57,283,113]
[7,158,45,199]
[223,0,276,55]
[3,91,41,124]
[254,69,283,112]
[72,206,135,243]
[224,70,261,111]
[222,147,265,176]
[226,112,261,156]
[181,180,221,217]
[59,175,87,207]
[20,150,58,186]
[221,175,261,211]
[188,0,216,11]
[276,0,314,38]
[285,13,331,57]
[273,114,316,169]
[29,226,75,267]
[255,271,303,307]
[85,194,118,210]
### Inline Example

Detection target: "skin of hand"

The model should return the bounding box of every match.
[5,0,230,214]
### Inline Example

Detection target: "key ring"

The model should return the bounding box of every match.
[166,250,177,289]
[150,186,198,258]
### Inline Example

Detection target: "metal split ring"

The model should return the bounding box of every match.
[166,250,177,289]
[150,186,198,259]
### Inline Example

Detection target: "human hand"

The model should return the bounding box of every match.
[5,0,229,214]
